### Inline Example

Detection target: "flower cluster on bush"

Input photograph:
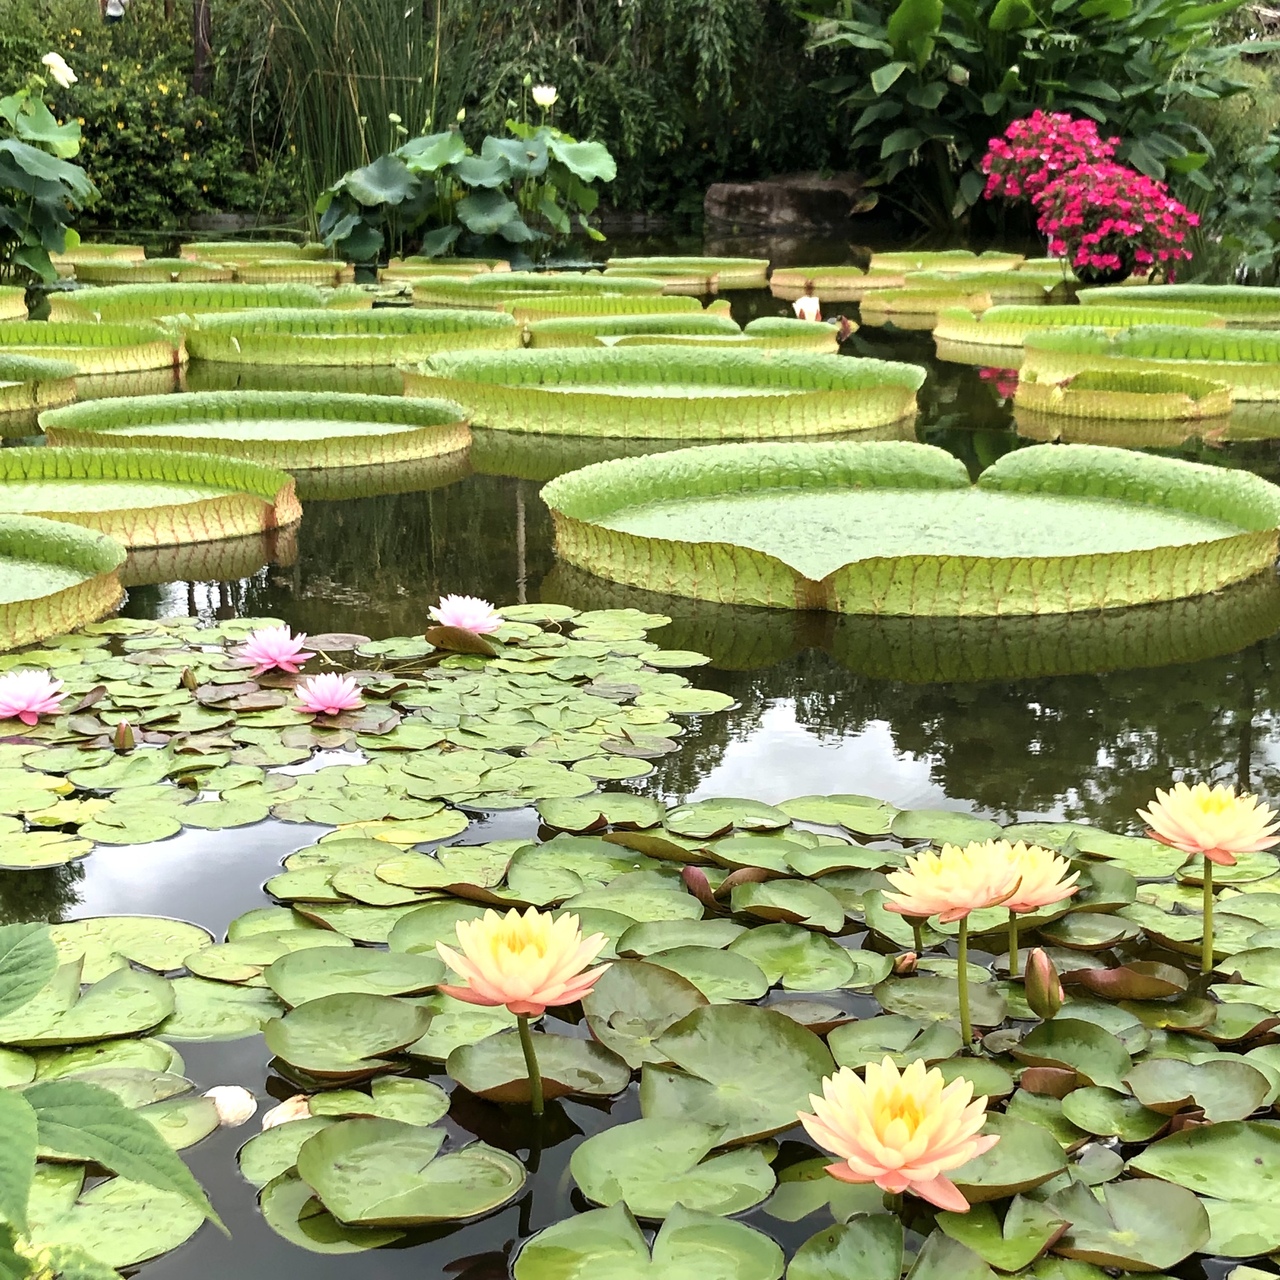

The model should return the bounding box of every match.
[982,111,1199,277]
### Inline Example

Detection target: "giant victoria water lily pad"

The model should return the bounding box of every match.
[0,354,77,431]
[1077,283,1280,326]
[544,440,1280,615]
[186,307,520,365]
[0,320,184,373]
[934,304,1224,350]
[0,447,301,548]
[404,347,924,439]
[42,390,470,473]
[46,281,369,323]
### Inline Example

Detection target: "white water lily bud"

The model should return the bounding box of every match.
[532,84,558,109]
[41,52,77,88]
[261,1094,312,1129]
[203,1085,257,1127]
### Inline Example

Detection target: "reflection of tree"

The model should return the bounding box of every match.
[0,865,85,925]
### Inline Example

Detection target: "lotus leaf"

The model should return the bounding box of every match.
[617,919,746,955]
[1048,1179,1209,1271]
[1058,1087,1166,1140]
[139,1094,221,1149]
[1201,1198,1280,1257]
[1128,1120,1280,1196]
[50,916,213,983]
[262,993,431,1078]
[640,1004,834,1143]
[778,794,900,834]
[538,792,665,831]
[1012,1019,1132,1090]
[447,1028,630,1101]
[259,1169,404,1254]
[1124,1057,1270,1121]
[513,1202,784,1280]
[936,1057,1017,1098]
[571,1117,775,1218]
[829,1015,964,1069]
[295,1118,525,1225]
[729,879,845,932]
[0,966,173,1046]
[875,975,1008,1026]
[907,1231,1000,1280]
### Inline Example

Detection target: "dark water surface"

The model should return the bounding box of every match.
[8,268,1280,1278]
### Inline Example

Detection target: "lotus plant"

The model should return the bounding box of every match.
[884,841,1020,1045]
[437,907,609,1115]
[235,624,315,676]
[798,1057,999,1212]
[294,673,363,716]
[1140,782,1280,972]
[0,669,65,726]
[429,594,503,635]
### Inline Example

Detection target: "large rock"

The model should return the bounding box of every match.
[704,172,873,231]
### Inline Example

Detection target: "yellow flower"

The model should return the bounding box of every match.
[436,906,609,1016]
[158,82,169,94]
[182,151,189,161]
[883,841,1019,923]
[999,841,1078,914]
[1139,781,1280,867]
[799,1057,999,1212]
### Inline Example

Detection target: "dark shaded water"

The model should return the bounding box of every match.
[8,268,1280,1278]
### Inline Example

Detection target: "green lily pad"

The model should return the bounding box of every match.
[1038,913,1140,950]
[446,1028,630,1101]
[294,902,424,943]
[1128,1120,1280,1197]
[646,946,771,1002]
[309,1077,449,1127]
[259,1170,404,1254]
[875,975,1007,1027]
[617,919,747,956]
[186,931,354,984]
[665,798,790,839]
[296,1118,525,1225]
[1058,1087,1167,1141]
[571,1117,775,1218]
[829,1015,964,1070]
[514,1202,784,1280]
[404,993,520,1061]
[761,1156,883,1224]
[387,900,489,954]
[582,959,708,1068]
[1048,1179,1209,1271]
[935,1057,1016,1099]
[788,1216,904,1280]
[263,993,432,1079]
[640,1004,834,1144]
[937,1196,1069,1272]
[1202,1197,1280,1257]
[564,870,703,923]
[239,1116,337,1188]
[1004,1091,1090,1150]
[778,794,899,835]
[264,947,444,1005]
[1070,961,1187,1001]
[890,809,1003,845]
[730,879,844,933]
[1124,1057,1270,1121]
[50,916,214,983]
[908,1230,999,1280]
[1012,1019,1132,1091]
[159,977,283,1041]
[951,1113,1068,1204]
[727,924,858,991]
[538,793,665,832]
[0,831,93,869]
[7,966,173,1046]
[139,1094,221,1150]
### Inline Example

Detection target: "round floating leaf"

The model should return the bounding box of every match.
[65,1067,190,1109]
[1004,1090,1089,1150]
[447,1029,630,1101]
[295,1117,525,1226]
[1059,1087,1166,1141]
[875,975,1007,1027]
[263,993,431,1079]
[1203,1197,1280,1257]
[908,1230,999,1280]
[617,919,746,956]
[139,1094,221,1150]
[936,1196,1069,1272]
[1129,1120,1280,1197]
[1012,1019,1132,1091]
[778,794,899,836]
[935,1057,1016,1099]
[34,1037,182,1079]
[788,1216,904,1280]
[538,793,665,832]
[646,946,770,1002]
[239,1116,336,1188]
[728,923,858,991]
[51,916,213,983]
[890,810,1002,845]
[28,1176,204,1269]
[159,977,283,1041]
[829,1015,963,1070]
[1038,913,1140,950]
[309,1077,449,1127]
[186,931,353,984]
[730,879,845,933]
[950,1114,1068,1204]
[1048,1178,1209,1271]
[582,959,708,1068]
[264,947,444,1006]
[665,799,790,839]
[762,1156,882,1224]
[0,831,92,869]
[514,1202,784,1280]
[387,900,492,955]
[1124,1058,1270,1122]
[570,1117,775,1218]
[13,967,174,1046]
[1070,961,1187,1000]
[640,1004,834,1144]
[259,1170,403,1254]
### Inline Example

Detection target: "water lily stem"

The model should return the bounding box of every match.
[518,1014,544,1116]
[883,1190,904,1214]
[911,919,924,954]
[1202,859,1215,975]
[957,916,973,1048]
[1008,911,1019,979]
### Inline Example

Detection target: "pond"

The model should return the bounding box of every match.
[6,252,1280,1280]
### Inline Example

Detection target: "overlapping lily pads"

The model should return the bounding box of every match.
[47,282,372,324]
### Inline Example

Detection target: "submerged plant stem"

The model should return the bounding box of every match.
[1202,858,1214,975]
[957,916,973,1048]
[1008,910,1019,978]
[518,1013,544,1116]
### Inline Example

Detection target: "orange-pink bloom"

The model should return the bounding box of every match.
[883,841,1019,924]
[294,673,363,716]
[436,907,609,1017]
[799,1057,999,1212]
[1139,781,1280,867]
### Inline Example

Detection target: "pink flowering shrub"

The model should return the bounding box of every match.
[980,113,1197,279]
[981,110,1118,202]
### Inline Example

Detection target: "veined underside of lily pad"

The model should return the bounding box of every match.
[119,522,297,588]
[0,355,78,433]
[405,347,924,439]
[542,440,1280,616]
[0,513,125,648]
[72,258,234,286]
[602,256,770,290]
[1022,326,1280,402]
[47,282,373,324]
[526,314,837,353]
[934,305,1226,349]
[1014,370,1233,422]
[871,249,1026,273]
[0,447,301,548]
[185,307,520,366]
[1078,283,1280,326]
[769,266,905,302]
[41,390,470,473]
[0,321,186,375]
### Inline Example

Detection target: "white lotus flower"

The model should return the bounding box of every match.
[203,1085,257,1127]
[793,295,821,322]
[261,1094,312,1129]
[41,53,76,88]
[532,84,558,109]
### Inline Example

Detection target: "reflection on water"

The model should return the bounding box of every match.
[14,278,1280,1280]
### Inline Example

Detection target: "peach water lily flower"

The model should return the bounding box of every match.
[799,1057,999,1212]
[294,673,363,716]
[234,624,315,676]
[793,295,821,322]
[0,670,65,726]
[429,594,503,635]
[1002,842,1078,913]
[1139,781,1280,867]
[883,842,1019,924]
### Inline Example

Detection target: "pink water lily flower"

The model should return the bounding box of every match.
[295,673,363,716]
[793,295,822,322]
[429,594,503,635]
[234,624,315,676]
[0,669,65,726]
